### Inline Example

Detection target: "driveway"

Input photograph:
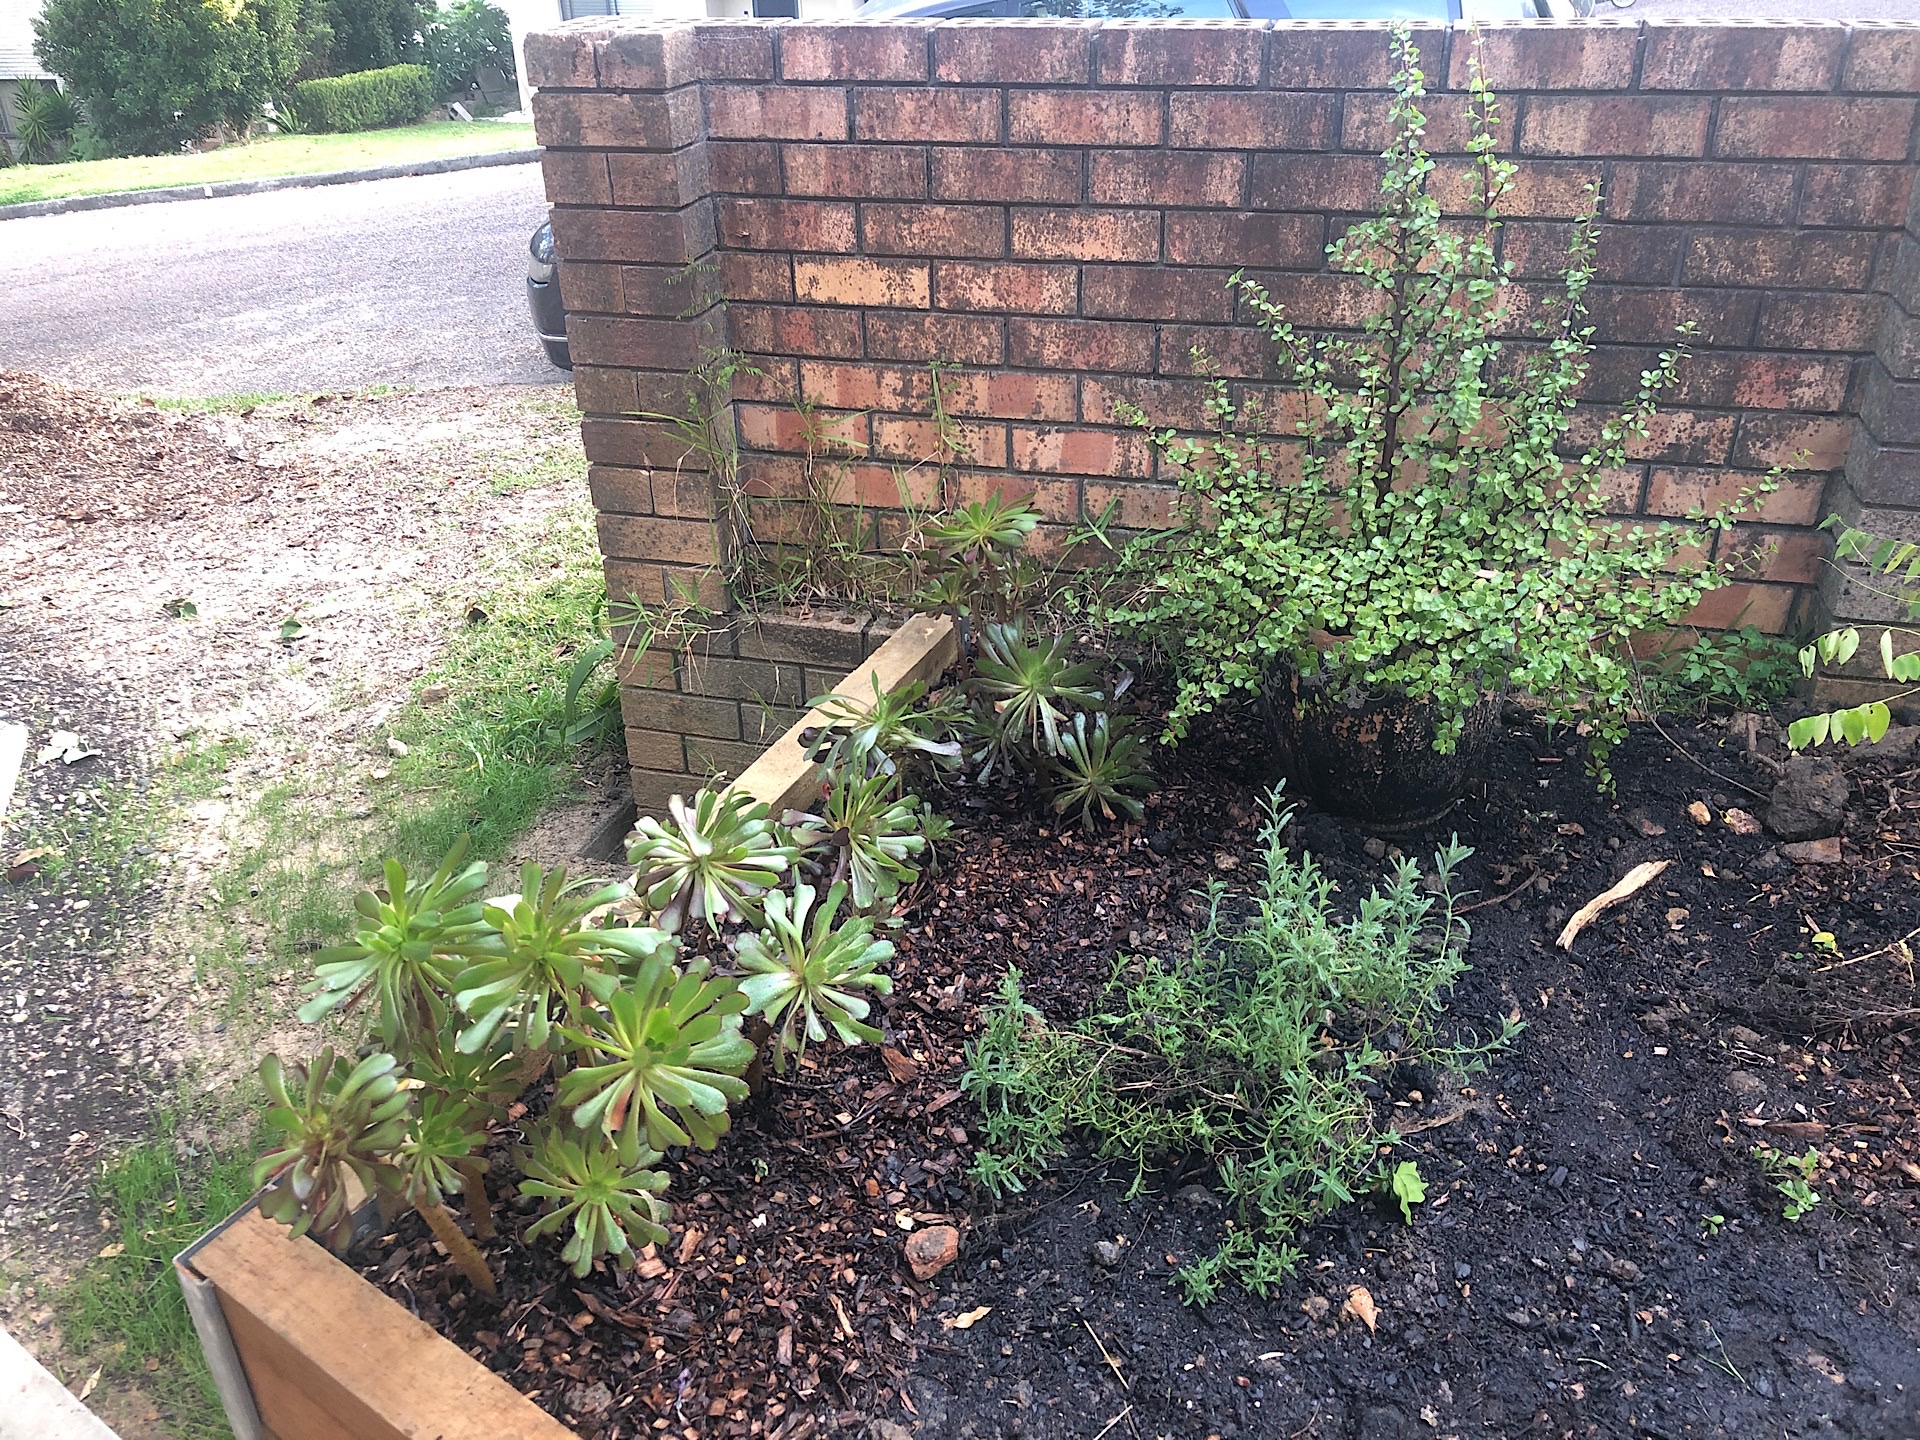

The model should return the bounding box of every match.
[0,163,564,397]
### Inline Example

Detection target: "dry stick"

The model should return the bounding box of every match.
[415,1199,498,1297]
[1556,860,1671,951]
[1643,711,1768,800]
[1091,1405,1134,1440]
[1082,1318,1130,1392]
[457,1160,496,1241]
[1812,922,1920,974]
[1457,867,1544,914]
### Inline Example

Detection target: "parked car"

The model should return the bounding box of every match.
[527,220,571,371]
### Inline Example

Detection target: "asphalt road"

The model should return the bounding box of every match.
[0,162,564,396]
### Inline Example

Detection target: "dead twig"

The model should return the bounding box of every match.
[1642,711,1769,800]
[1090,1404,1133,1440]
[1082,1318,1130,1392]
[1556,860,1671,950]
[1457,868,1543,914]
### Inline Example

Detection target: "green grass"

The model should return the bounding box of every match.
[58,1111,261,1440]
[143,393,293,415]
[0,121,535,206]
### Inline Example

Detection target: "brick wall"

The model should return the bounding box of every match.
[525,16,1920,806]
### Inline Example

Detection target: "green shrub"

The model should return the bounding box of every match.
[11,79,80,162]
[289,63,435,132]
[964,788,1516,1301]
[34,0,302,154]
[318,0,425,74]
[423,0,513,96]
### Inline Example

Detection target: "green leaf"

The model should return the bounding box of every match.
[1389,1161,1426,1224]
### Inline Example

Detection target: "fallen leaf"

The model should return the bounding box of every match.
[1556,822,1585,836]
[1342,1285,1378,1332]
[96,1242,124,1259]
[1687,801,1712,825]
[386,737,410,758]
[36,730,100,765]
[420,684,451,704]
[78,1367,102,1401]
[277,616,309,643]
[944,1306,992,1331]
[9,847,53,867]
[162,597,198,619]
[879,1046,919,1083]
[1665,907,1690,929]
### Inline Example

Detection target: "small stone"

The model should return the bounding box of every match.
[1364,837,1388,859]
[1176,1183,1222,1210]
[1092,1240,1124,1269]
[565,1382,613,1416]
[1302,1294,1331,1321]
[1454,1261,1472,1281]
[1862,724,1919,763]
[1625,811,1666,838]
[1722,808,1762,836]
[1727,1069,1766,1100]
[1687,800,1713,825]
[906,1224,960,1280]
[1548,1165,1568,1190]
[1781,836,1843,865]
[1766,757,1850,841]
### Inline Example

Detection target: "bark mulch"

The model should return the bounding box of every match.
[352,709,1920,1440]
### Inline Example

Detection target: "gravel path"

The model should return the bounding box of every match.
[0,165,565,397]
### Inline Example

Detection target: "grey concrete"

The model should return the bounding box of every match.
[0,164,565,395]
[0,1324,121,1440]
[0,147,541,223]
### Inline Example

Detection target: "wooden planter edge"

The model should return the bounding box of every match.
[173,612,960,1440]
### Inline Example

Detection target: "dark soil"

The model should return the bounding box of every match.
[353,710,1920,1440]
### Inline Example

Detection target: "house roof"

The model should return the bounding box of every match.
[0,0,53,80]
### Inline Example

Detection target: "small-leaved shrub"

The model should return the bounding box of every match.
[1640,625,1800,718]
[963,788,1516,1301]
[288,62,434,132]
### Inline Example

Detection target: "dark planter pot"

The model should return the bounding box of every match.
[1265,670,1503,829]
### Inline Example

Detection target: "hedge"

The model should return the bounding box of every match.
[289,63,435,132]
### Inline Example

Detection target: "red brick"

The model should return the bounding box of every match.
[541,150,611,207]
[692,21,775,80]
[1715,98,1916,162]
[718,197,855,253]
[1094,22,1264,87]
[934,20,1093,84]
[782,143,927,199]
[1341,92,1508,156]
[582,418,708,470]
[1645,467,1825,526]
[797,361,935,411]
[1640,22,1845,92]
[1504,222,1685,284]
[1083,375,1216,431]
[1008,90,1162,147]
[1011,426,1153,478]
[866,310,1005,365]
[1083,480,1181,530]
[598,514,726,569]
[531,88,700,149]
[1753,293,1882,353]
[569,313,720,372]
[558,262,620,314]
[855,87,998,144]
[862,203,1005,259]
[595,27,694,89]
[1519,96,1711,158]
[572,366,638,416]
[610,147,720,207]
[736,404,868,456]
[1010,318,1155,374]
[1232,272,1381,329]
[1845,25,1920,93]
[588,466,654,519]
[551,206,714,266]
[780,22,931,81]
[1448,19,1638,91]
[708,85,848,142]
[1168,92,1336,150]
[1157,324,1278,380]
[1583,348,1851,412]
[1267,24,1442,89]
[1719,526,1827,584]
[622,726,687,771]
[646,467,724,520]
[1011,208,1159,262]
[728,362,800,406]
[1567,406,1737,466]
[870,415,1010,468]
[1730,412,1854,469]
[523,29,597,89]
[794,257,930,308]
[1084,265,1236,323]
[1799,164,1914,228]
[1249,154,1387,214]
[730,304,864,358]
[1683,230,1879,290]
[1090,152,1245,209]
[1683,583,1796,635]
[1584,287,1762,348]
[941,370,1077,422]
[931,148,1081,204]
[704,140,780,196]
[1432,159,1599,219]
[1604,162,1796,225]
[933,261,1078,315]
[717,252,793,303]
[1164,211,1323,269]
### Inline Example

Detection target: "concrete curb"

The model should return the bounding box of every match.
[0,146,540,222]
[0,1324,122,1439]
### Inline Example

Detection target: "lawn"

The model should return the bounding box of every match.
[0,120,536,206]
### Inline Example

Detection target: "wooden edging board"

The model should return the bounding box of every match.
[175,612,961,1440]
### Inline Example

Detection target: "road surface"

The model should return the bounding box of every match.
[0,162,564,396]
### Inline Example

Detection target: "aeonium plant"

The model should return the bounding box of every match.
[1105,26,1776,785]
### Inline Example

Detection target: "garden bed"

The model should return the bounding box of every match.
[341,706,1920,1438]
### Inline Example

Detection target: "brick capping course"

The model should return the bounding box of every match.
[527,16,1920,797]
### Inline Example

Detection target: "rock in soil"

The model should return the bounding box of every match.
[906,1224,960,1280]
[1781,836,1845,864]
[1766,756,1851,840]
